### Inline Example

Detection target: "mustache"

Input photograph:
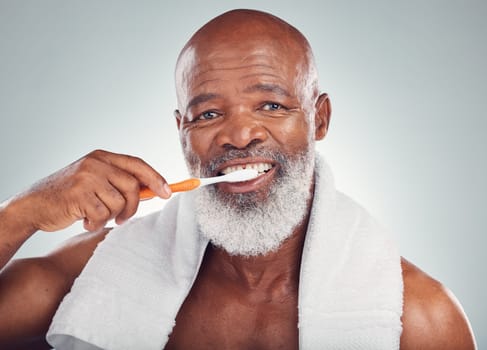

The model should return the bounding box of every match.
[205,147,288,175]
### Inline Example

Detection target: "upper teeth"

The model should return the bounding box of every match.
[221,163,273,175]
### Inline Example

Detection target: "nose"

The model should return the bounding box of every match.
[215,112,268,149]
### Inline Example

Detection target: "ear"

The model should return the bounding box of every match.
[174,109,182,129]
[314,93,331,141]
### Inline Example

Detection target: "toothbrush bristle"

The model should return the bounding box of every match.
[225,169,259,182]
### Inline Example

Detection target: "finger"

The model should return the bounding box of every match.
[81,193,111,232]
[90,150,171,199]
[114,192,139,225]
[79,155,142,224]
[84,218,105,232]
[106,175,141,224]
[95,180,128,223]
[101,165,144,223]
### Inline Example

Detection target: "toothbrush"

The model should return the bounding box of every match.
[139,168,259,200]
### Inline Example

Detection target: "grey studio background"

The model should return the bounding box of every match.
[1,0,485,346]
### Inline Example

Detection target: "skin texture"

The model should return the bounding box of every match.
[0,9,476,350]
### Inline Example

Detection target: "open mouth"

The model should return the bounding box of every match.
[219,162,273,177]
[213,158,278,194]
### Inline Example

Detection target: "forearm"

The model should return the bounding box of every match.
[0,195,37,269]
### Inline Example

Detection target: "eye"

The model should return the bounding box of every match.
[261,102,284,111]
[197,110,220,121]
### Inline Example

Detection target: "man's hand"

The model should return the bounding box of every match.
[0,149,172,268]
[21,149,172,233]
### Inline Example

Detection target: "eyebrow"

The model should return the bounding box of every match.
[187,93,221,110]
[243,83,291,97]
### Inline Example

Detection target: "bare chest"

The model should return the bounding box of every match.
[164,286,299,350]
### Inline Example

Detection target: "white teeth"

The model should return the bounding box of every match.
[221,163,273,175]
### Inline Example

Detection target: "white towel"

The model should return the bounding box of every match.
[47,155,403,349]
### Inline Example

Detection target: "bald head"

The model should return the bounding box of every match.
[175,9,319,114]
[178,9,314,59]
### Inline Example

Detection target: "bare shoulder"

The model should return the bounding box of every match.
[400,257,476,350]
[0,228,111,348]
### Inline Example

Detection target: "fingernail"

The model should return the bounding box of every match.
[163,183,172,197]
[115,217,126,225]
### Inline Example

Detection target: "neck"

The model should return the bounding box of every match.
[205,196,313,292]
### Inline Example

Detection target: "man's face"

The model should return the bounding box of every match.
[175,37,316,199]
[173,36,321,256]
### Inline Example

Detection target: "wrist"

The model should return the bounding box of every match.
[0,194,38,242]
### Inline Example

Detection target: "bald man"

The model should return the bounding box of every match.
[0,9,476,350]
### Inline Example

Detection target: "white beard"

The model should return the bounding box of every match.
[192,146,315,257]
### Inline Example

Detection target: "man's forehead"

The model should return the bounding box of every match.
[179,42,298,76]
[176,40,306,96]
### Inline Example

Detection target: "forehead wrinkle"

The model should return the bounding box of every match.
[185,63,286,98]
[238,73,281,80]
[243,83,291,97]
[192,63,277,79]
[194,78,223,89]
